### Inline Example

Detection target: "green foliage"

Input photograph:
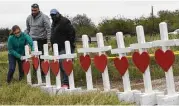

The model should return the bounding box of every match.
[0,28,10,42]
[71,14,97,37]
[98,18,135,35]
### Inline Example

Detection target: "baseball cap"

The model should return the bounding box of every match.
[31,3,39,8]
[50,9,59,15]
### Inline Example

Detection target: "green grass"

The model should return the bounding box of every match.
[0,52,127,105]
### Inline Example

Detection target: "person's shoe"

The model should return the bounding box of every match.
[62,84,69,89]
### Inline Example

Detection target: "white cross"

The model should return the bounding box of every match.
[152,22,179,105]
[77,35,94,91]
[22,45,32,85]
[31,41,43,86]
[40,44,51,87]
[111,32,141,102]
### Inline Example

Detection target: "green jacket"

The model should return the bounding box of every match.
[8,32,34,59]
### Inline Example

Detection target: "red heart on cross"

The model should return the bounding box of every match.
[155,49,175,72]
[32,56,39,70]
[114,56,129,76]
[94,54,107,73]
[50,60,60,76]
[79,55,91,72]
[132,52,150,73]
[41,61,50,75]
[22,61,30,75]
[62,60,73,76]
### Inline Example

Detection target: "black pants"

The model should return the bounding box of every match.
[58,49,74,85]
[7,54,24,83]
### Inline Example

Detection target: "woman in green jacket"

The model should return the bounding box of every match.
[7,25,33,83]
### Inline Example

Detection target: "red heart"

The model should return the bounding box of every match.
[79,55,91,72]
[32,56,39,70]
[62,60,73,76]
[94,54,107,73]
[22,61,30,75]
[132,52,150,73]
[155,49,175,72]
[50,60,60,76]
[41,61,50,75]
[114,57,129,76]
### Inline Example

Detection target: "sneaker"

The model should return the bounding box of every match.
[62,84,69,89]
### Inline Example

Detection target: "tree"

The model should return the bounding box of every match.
[98,18,135,36]
[0,28,10,42]
[71,14,97,37]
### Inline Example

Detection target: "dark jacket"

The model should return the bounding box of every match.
[51,16,76,51]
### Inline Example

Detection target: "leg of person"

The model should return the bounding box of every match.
[37,39,47,82]
[7,54,17,83]
[59,50,69,88]
[17,58,24,81]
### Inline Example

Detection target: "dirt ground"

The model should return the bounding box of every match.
[92,76,179,94]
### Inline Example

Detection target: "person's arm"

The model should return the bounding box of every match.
[25,17,30,34]
[24,33,34,51]
[8,36,21,59]
[43,15,51,43]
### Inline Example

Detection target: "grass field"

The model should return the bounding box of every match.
[1,34,179,105]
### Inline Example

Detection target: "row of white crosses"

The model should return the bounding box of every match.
[110,22,179,105]
[22,33,114,94]
[21,21,179,105]
[39,41,81,94]
[22,41,81,94]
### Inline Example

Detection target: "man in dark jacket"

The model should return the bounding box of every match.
[50,9,76,88]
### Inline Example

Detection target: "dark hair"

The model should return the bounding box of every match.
[31,3,39,8]
[10,25,21,35]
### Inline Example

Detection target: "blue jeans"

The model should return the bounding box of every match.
[59,49,74,85]
[7,54,24,83]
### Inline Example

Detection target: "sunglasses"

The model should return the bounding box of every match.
[31,9,38,12]
[14,31,21,35]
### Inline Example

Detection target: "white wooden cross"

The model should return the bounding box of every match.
[22,45,32,85]
[40,44,52,93]
[77,35,95,91]
[56,41,81,92]
[152,22,179,105]
[130,25,163,105]
[31,41,43,86]
[78,33,112,92]
[52,44,62,89]
[111,32,141,102]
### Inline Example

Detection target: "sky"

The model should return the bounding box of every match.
[0,0,179,31]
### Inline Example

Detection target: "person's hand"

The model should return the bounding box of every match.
[20,56,24,60]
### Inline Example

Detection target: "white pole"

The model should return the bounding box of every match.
[159,22,175,95]
[82,35,93,90]
[33,41,42,85]
[43,44,51,87]
[25,45,32,84]
[136,26,153,93]
[96,33,110,91]
[116,32,131,92]
[65,41,75,89]
[53,44,61,89]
